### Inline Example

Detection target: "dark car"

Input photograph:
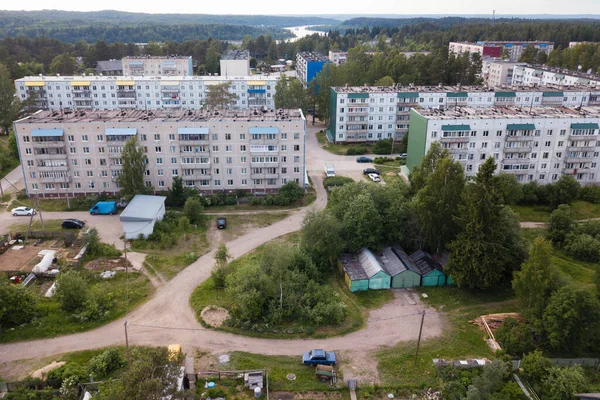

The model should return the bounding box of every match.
[61,219,86,229]
[356,156,373,163]
[216,217,227,229]
[363,168,380,175]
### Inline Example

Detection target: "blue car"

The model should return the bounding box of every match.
[302,349,337,366]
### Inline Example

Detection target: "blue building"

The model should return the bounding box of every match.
[296,52,330,87]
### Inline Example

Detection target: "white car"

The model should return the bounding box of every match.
[11,207,37,216]
[368,173,381,183]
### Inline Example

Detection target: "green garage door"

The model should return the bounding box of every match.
[370,278,383,290]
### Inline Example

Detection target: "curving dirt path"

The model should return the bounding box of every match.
[0,126,443,364]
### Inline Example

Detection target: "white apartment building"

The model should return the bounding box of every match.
[13,109,306,198]
[122,56,193,76]
[482,59,527,87]
[329,51,348,66]
[329,85,600,144]
[15,75,278,111]
[406,106,600,185]
[512,65,600,87]
[220,50,250,77]
[449,41,554,62]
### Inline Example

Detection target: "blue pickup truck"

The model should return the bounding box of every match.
[302,349,337,366]
[89,201,118,215]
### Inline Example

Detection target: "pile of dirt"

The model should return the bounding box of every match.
[471,313,522,334]
[85,257,131,271]
[30,361,65,379]
[201,306,230,327]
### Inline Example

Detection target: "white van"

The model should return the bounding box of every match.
[325,163,336,177]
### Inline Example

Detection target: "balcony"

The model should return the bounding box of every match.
[160,87,180,92]
[117,90,136,99]
[447,148,468,155]
[505,136,534,142]
[37,164,69,171]
[346,110,368,116]
[34,153,67,160]
[249,139,278,145]
[494,100,516,107]
[39,175,71,183]
[440,137,469,143]
[179,139,209,146]
[502,158,530,164]
[503,147,531,153]
[72,89,91,94]
[108,153,122,159]
[565,156,594,162]
[32,141,66,148]
[567,145,596,152]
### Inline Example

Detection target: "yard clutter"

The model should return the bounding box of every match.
[32,250,57,275]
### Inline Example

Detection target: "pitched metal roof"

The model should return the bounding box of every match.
[410,250,444,276]
[392,246,421,274]
[378,247,420,277]
[358,248,389,279]
[96,60,123,72]
[119,195,166,222]
[340,254,368,281]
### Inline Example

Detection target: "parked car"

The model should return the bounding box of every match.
[89,201,118,215]
[363,168,380,175]
[217,217,227,229]
[61,219,86,229]
[368,173,381,183]
[302,349,337,366]
[11,207,37,216]
[398,153,408,159]
[356,156,373,163]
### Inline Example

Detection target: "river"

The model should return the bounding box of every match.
[282,25,326,42]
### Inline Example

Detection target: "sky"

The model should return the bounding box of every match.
[2,0,600,16]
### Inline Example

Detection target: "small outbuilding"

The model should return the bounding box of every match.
[340,254,369,292]
[379,247,421,288]
[120,195,167,239]
[358,248,391,290]
[410,250,447,286]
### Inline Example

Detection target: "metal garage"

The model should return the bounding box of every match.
[358,248,391,290]
[410,250,447,286]
[379,247,422,288]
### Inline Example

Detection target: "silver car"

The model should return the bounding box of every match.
[11,206,37,216]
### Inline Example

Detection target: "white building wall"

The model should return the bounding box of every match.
[220,59,250,77]
[122,57,192,76]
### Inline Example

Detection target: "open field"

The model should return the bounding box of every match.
[316,131,404,156]
[511,200,600,222]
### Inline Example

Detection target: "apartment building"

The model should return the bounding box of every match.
[220,50,250,77]
[329,51,348,66]
[122,56,193,76]
[512,65,600,87]
[449,41,554,62]
[15,75,278,111]
[13,108,306,198]
[296,52,330,86]
[329,85,600,144]
[481,59,526,87]
[95,60,123,76]
[406,106,600,185]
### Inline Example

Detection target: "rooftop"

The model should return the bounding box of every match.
[17,108,305,124]
[413,105,600,120]
[451,40,554,46]
[340,254,369,281]
[96,60,123,71]
[122,55,191,60]
[331,84,600,94]
[517,64,600,81]
[221,50,250,60]
[120,195,166,222]
[358,248,388,279]
[15,74,276,83]
[410,250,443,276]
[297,52,329,62]
[378,247,418,276]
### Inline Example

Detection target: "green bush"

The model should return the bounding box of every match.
[564,233,600,262]
[0,278,39,328]
[88,348,125,379]
[323,176,354,188]
[46,362,87,382]
[184,197,204,225]
[346,147,367,155]
[373,138,393,154]
[495,318,536,357]
[373,156,394,164]
[580,185,600,203]
[55,271,88,312]
[278,181,305,205]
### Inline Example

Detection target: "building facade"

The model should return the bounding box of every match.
[15,75,278,111]
[449,41,554,62]
[482,59,526,87]
[13,109,306,198]
[329,51,348,66]
[95,60,123,76]
[512,65,600,86]
[406,106,600,185]
[328,85,600,144]
[296,52,329,86]
[122,56,193,76]
[220,50,250,77]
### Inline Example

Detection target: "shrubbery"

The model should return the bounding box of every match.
[0,278,39,329]
[495,317,536,357]
[346,146,367,155]
[323,176,354,188]
[55,270,114,321]
[579,185,600,203]
[373,138,393,154]
[518,176,581,208]
[247,182,305,206]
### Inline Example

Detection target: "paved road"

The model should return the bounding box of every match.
[0,123,444,364]
[0,166,24,196]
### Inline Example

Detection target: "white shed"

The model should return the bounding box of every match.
[120,195,167,239]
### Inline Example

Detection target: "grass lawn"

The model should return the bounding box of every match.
[511,200,600,222]
[8,219,76,235]
[376,165,404,185]
[316,130,403,156]
[216,212,292,242]
[0,271,153,343]
[375,286,517,389]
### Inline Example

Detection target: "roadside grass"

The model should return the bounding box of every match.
[0,271,153,343]
[8,219,74,234]
[225,351,347,392]
[190,232,389,339]
[375,165,403,185]
[375,286,517,389]
[7,197,101,213]
[316,130,403,156]
[511,200,600,222]
[216,212,291,242]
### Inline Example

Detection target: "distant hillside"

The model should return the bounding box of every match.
[340,16,600,28]
[0,10,341,42]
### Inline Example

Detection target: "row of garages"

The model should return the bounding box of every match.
[340,247,452,292]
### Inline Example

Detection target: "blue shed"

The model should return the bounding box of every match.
[340,254,370,293]
[410,250,447,286]
[379,247,422,288]
[358,248,391,290]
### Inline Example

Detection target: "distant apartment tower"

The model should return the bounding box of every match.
[296,52,329,86]
[13,108,306,198]
[512,65,600,86]
[406,106,600,185]
[329,51,348,66]
[482,59,527,87]
[122,56,193,76]
[328,85,600,144]
[95,60,123,76]
[15,75,277,111]
[220,50,251,77]
[448,41,554,62]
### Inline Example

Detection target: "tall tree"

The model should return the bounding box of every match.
[408,141,449,193]
[274,76,309,112]
[512,238,565,319]
[301,209,344,272]
[341,192,383,252]
[0,63,26,135]
[205,81,238,109]
[414,156,465,252]
[446,158,526,289]
[547,204,576,245]
[117,136,148,199]
[49,53,76,75]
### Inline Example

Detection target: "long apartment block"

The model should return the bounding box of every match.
[13,108,306,198]
[448,41,554,62]
[328,85,600,144]
[15,75,278,111]
[406,106,600,185]
[511,64,600,87]
[121,56,193,76]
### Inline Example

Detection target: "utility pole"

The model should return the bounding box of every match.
[413,310,426,366]
[124,321,131,369]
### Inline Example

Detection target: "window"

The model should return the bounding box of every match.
[155,146,162,153]
[213,157,219,164]
[169,134,175,141]
[214,179,221,186]
[431,132,437,138]
[83,147,90,154]
[82,135,88,142]
[158,169,164,176]
[225,133,231,140]
[496,131,502,137]
[70,147,76,154]
[483,131,489,137]
[68,135,74,142]
[212,145,219,152]
[97,135,104,142]
[227,180,233,186]
[141,134,147,141]
[480,154,486,160]
[171,157,177,164]
[226,145,232,152]
[172,169,179,176]
[481,142,487,148]
[212,134,218,140]
[240,133,246,140]
[545,141,551,147]
[98,147,105,153]
[547,130,553,136]
[294,145,300,151]
[32,183,38,190]
[226,157,233,164]
[157,158,163,164]
[542,152,549,159]
[294,133,299,140]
